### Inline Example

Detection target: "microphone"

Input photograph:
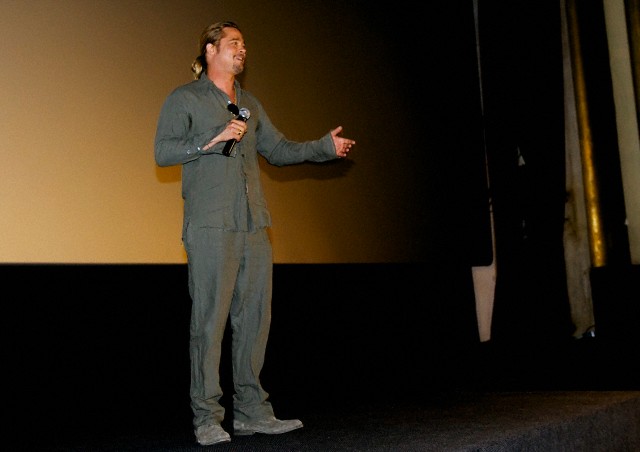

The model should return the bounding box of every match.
[222,107,251,156]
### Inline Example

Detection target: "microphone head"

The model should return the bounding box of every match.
[227,103,239,115]
[239,107,251,120]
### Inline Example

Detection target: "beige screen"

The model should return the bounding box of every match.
[0,1,480,264]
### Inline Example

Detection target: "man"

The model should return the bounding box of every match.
[154,21,355,446]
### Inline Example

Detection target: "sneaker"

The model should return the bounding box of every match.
[194,423,231,446]
[233,416,303,436]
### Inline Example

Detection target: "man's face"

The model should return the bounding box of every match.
[210,27,246,75]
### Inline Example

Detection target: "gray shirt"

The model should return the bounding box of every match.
[155,76,338,232]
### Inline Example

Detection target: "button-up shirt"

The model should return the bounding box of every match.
[155,76,337,232]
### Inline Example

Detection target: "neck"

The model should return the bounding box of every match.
[207,71,236,103]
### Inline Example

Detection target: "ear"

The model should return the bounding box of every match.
[205,43,216,55]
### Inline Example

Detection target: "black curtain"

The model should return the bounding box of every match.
[477,1,574,345]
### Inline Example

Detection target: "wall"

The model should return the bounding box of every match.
[0,1,487,264]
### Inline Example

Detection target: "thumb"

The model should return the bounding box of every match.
[331,125,343,137]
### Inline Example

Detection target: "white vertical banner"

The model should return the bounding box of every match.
[471,0,497,342]
[603,0,640,264]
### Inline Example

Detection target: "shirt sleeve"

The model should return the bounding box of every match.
[254,101,338,167]
[154,89,219,167]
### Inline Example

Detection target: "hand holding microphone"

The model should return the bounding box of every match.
[223,104,251,156]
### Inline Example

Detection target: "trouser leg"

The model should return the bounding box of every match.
[186,226,241,428]
[231,228,275,422]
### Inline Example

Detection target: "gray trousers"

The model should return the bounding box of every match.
[184,225,275,428]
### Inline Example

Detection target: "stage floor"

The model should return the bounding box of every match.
[23,390,640,451]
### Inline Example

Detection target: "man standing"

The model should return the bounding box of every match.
[154,21,355,446]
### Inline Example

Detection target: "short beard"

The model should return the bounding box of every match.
[232,63,244,75]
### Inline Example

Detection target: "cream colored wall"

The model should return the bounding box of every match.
[0,0,430,264]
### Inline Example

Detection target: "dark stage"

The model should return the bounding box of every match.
[4,263,639,451]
